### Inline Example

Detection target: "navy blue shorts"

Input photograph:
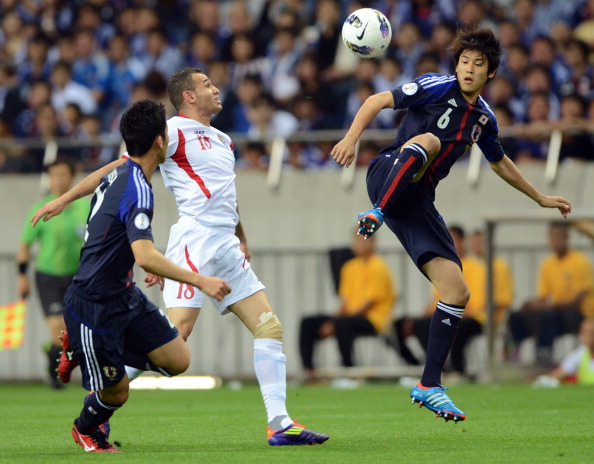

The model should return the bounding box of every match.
[63,285,179,391]
[367,153,461,273]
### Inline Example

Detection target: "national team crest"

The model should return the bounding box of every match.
[471,124,482,142]
[102,366,118,379]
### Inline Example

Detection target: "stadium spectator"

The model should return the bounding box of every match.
[209,61,240,134]
[71,28,110,111]
[263,25,302,105]
[236,141,269,171]
[0,61,26,129]
[390,21,426,82]
[533,318,594,386]
[299,231,396,383]
[104,34,146,121]
[508,222,594,366]
[514,91,553,162]
[560,38,594,100]
[139,27,185,80]
[230,73,263,134]
[50,61,97,116]
[302,0,342,72]
[427,21,456,75]
[219,0,259,62]
[17,33,53,83]
[11,80,52,138]
[555,93,594,163]
[16,158,89,389]
[228,33,267,91]
[186,31,218,73]
[246,93,299,140]
[528,35,571,95]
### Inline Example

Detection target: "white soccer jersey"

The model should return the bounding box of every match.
[160,115,239,229]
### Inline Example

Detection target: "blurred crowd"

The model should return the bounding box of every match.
[0,0,593,173]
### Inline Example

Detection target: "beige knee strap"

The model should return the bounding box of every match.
[253,313,283,341]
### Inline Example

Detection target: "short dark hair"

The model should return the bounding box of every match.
[168,67,203,111]
[450,27,502,76]
[120,100,166,157]
[449,224,466,240]
[46,157,75,176]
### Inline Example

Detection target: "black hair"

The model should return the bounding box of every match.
[119,100,166,157]
[448,224,466,239]
[46,157,75,176]
[450,27,502,76]
[168,67,203,111]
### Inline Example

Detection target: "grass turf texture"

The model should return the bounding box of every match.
[1,382,592,464]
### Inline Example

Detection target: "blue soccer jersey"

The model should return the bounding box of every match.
[73,159,154,299]
[384,73,505,190]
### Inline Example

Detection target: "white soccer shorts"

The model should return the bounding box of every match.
[162,216,265,314]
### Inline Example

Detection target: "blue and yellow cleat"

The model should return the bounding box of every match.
[267,420,329,446]
[357,207,384,239]
[410,382,466,423]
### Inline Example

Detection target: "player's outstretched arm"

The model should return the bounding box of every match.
[30,158,126,226]
[489,155,572,218]
[332,91,395,168]
[131,239,231,301]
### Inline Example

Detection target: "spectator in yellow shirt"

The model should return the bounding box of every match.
[299,232,396,382]
[508,222,594,366]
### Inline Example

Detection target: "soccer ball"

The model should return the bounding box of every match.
[342,8,392,59]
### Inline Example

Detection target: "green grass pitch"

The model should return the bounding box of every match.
[1,381,592,463]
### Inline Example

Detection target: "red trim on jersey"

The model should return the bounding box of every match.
[377,155,417,209]
[178,113,189,118]
[184,245,199,273]
[427,103,473,183]
[171,129,212,198]
[241,254,246,269]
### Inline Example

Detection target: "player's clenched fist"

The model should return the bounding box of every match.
[198,276,231,302]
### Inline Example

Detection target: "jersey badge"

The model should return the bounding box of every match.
[102,366,118,379]
[107,170,118,184]
[448,98,457,107]
[134,212,150,230]
[402,82,418,95]
[217,134,226,146]
[478,114,489,125]
[471,124,482,142]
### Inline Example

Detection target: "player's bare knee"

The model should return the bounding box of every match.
[253,312,283,341]
[100,387,129,407]
[421,133,441,155]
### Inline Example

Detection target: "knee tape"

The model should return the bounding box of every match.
[253,313,283,341]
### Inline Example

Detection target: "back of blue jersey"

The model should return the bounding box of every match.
[73,160,154,300]
[384,73,505,190]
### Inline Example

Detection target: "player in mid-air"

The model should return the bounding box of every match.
[331,27,572,422]
[32,68,329,446]
[64,100,230,452]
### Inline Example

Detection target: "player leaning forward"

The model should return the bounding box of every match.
[64,100,230,452]
[33,69,329,446]
[332,28,572,422]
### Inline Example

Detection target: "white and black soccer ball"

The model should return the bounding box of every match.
[341,8,392,59]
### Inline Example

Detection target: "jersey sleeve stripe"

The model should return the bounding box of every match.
[133,168,148,209]
[420,76,456,89]
[171,129,212,199]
